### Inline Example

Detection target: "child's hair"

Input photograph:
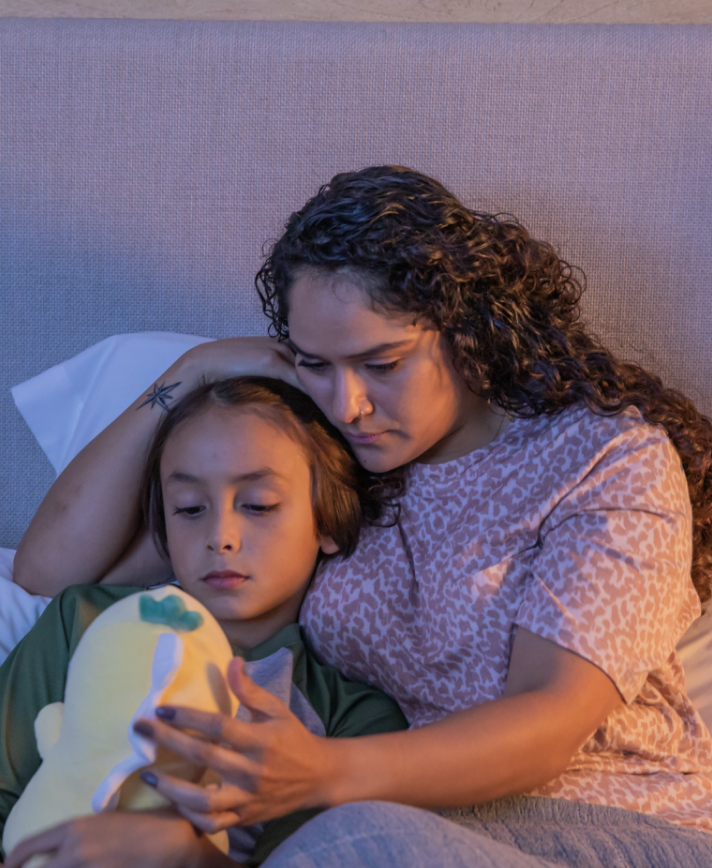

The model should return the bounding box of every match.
[142,376,382,560]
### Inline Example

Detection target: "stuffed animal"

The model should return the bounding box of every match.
[2,586,238,864]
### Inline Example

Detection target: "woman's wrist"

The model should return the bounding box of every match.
[315,736,386,809]
[130,351,202,413]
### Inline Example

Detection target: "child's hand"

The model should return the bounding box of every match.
[132,657,340,831]
[3,811,220,868]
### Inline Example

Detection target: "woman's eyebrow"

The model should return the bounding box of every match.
[288,338,413,361]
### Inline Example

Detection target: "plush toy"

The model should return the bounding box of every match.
[2,587,238,864]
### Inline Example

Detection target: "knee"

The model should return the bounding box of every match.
[262,801,553,868]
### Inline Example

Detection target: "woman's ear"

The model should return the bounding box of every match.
[319,535,340,555]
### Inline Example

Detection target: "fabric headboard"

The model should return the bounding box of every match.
[2,19,711,547]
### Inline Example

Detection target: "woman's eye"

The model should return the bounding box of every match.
[173,506,203,517]
[365,360,400,374]
[297,359,328,372]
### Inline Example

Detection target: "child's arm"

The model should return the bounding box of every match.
[0,596,77,842]
[3,811,239,868]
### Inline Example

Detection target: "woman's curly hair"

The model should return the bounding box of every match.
[255,165,712,603]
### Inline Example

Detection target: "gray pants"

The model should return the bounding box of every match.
[262,797,712,867]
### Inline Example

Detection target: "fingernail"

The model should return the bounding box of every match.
[156,706,176,721]
[133,721,154,737]
[141,770,158,787]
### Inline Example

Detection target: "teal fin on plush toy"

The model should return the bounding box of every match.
[139,595,203,632]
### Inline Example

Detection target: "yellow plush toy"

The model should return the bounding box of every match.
[2,587,238,863]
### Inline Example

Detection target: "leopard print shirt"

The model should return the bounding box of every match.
[301,403,712,831]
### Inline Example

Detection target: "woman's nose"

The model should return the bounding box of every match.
[331,370,370,425]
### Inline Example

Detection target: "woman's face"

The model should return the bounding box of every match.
[287,271,501,472]
[161,405,336,648]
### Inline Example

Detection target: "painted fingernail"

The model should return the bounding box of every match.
[156,706,176,721]
[140,770,158,787]
[133,721,154,737]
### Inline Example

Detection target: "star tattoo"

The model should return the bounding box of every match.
[137,380,182,411]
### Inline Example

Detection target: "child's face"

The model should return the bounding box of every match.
[161,404,337,648]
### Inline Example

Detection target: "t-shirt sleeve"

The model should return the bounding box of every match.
[0,593,75,848]
[0,584,138,852]
[320,669,409,739]
[514,418,699,704]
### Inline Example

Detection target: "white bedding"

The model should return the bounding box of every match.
[0,548,50,663]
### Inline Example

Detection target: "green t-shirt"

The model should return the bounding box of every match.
[0,584,407,865]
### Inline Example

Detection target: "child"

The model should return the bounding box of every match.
[0,376,407,868]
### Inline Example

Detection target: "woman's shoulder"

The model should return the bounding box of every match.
[511,402,667,455]
[407,402,673,496]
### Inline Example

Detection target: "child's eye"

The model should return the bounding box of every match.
[173,506,203,517]
[365,360,400,374]
[243,503,279,514]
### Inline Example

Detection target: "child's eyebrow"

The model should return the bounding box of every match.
[165,468,284,485]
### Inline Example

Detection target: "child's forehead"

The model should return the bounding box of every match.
[162,403,311,478]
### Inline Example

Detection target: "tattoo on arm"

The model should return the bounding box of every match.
[137,381,182,411]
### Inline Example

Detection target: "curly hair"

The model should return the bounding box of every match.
[141,376,388,562]
[255,165,712,603]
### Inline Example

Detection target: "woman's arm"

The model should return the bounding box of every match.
[131,628,621,829]
[13,338,297,596]
[331,626,621,809]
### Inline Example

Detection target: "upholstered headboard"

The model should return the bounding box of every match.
[2,19,710,547]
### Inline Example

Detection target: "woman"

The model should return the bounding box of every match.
[14,166,712,867]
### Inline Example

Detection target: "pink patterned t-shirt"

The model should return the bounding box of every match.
[300,403,712,832]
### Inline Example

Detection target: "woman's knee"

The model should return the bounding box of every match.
[262,801,558,868]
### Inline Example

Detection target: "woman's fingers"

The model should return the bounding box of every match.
[227,657,290,721]
[176,804,242,834]
[184,337,300,390]
[134,715,257,765]
[144,660,291,747]
[141,769,252,814]
[153,705,258,749]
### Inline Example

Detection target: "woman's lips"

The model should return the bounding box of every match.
[344,431,386,445]
[201,570,248,589]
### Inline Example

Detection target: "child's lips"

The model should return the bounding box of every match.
[201,570,248,589]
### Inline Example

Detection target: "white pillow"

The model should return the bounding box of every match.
[8,333,712,738]
[12,332,213,475]
[0,548,50,665]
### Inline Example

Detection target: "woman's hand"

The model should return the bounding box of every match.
[179,337,300,391]
[133,658,338,831]
[2,810,230,868]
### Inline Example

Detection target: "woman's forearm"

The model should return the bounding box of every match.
[322,689,596,810]
[14,355,200,595]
